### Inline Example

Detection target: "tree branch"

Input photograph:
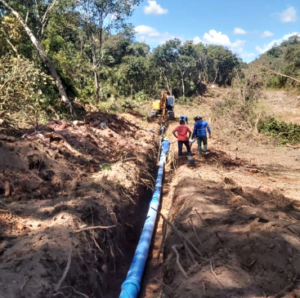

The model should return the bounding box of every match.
[259,64,300,83]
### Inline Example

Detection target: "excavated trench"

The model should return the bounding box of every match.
[108,119,172,298]
[5,113,300,298]
[105,183,157,298]
[0,113,163,298]
[136,121,300,298]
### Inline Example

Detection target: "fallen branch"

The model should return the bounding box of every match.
[210,260,224,288]
[172,245,188,279]
[75,225,116,233]
[152,208,204,259]
[286,143,300,149]
[20,275,32,291]
[194,209,206,227]
[274,274,297,298]
[71,287,89,298]
[183,240,197,265]
[189,217,203,247]
[54,244,73,292]
[259,64,300,84]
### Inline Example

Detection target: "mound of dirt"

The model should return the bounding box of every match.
[0,111,158,298]
[162,151,300,298]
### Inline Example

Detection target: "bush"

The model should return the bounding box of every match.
[258,117,300,144]
[0,56,59,127]
[176,96,194,104]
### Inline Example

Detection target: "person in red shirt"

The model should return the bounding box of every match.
[172,119,192,156]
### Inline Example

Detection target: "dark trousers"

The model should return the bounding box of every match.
[196,136,208,156]
[178,141,192,156]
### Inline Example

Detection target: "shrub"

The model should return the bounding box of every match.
[258,117,300,144]
[0,56,59,127]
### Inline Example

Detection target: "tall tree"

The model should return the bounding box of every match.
[151,38,182,95]
[80,0,141,103]
[0,0,75,116]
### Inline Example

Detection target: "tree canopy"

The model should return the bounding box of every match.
[0,0,243,124]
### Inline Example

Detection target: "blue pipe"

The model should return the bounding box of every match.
[119,140,171,298]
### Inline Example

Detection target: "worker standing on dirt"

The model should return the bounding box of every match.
[192,115,212,157]
[189,116,199,151]
[172,120,192,156]
[179,115,188,124]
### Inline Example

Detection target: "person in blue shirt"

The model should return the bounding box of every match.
[192,115,212,156]
[179,115,188,124]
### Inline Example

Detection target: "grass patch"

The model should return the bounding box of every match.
[258,117,300,144]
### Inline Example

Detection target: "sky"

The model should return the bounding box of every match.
[128,0,300,62]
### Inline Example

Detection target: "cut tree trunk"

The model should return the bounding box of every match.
[0,0,76,117]
[93,70,100,103]
[181,71,185,102]
[91,38,100,103]
[213,67,219,84]
[163,72,172,95]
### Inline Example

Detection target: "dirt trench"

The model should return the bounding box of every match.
[141,114,300,298]
[0,111,160,298]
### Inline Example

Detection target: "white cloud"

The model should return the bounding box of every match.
[135,25,175,44]
[280,6,297,23]
[256,32,300,54]
[144,1,168,15]
[135,25,160,37]
[233,28,247,35]
[240,52,256,59]
[202,30,245,53]
[193,36,202,44]
[261,30,274,38]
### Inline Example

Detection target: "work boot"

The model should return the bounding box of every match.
[198,146,202,156]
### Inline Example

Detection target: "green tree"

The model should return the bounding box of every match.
[0,0,75,115]
[79,0,142,103]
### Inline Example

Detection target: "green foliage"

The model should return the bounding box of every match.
[250,34,300,90]
[176,96,194,104]
[0,0,245,123]
[267,47,283,58]
[102,164,112,171]
[258,117,300,144]
[266,75,285,89]
[0,56,59,127]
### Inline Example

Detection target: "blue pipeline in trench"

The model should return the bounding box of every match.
[119,140,171,298]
